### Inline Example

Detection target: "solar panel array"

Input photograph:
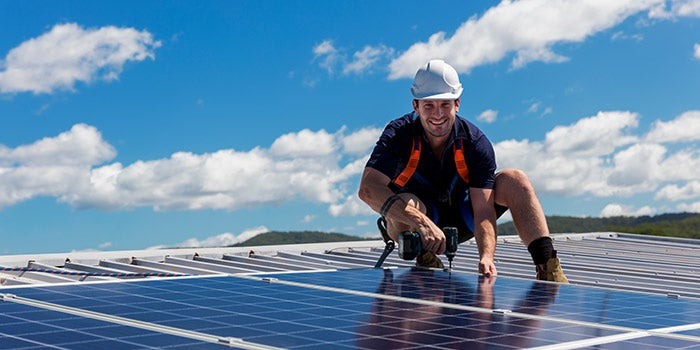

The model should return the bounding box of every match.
[1,268,699,349]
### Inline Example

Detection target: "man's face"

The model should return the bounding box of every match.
[413,98,460,140]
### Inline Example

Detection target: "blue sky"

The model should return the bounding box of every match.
[1,1,699,254]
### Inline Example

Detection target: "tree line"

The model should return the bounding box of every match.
[230,213,699,246]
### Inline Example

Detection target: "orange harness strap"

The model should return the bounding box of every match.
[453,140,470,185]
[393,136,421,187]
[392,136,470,188]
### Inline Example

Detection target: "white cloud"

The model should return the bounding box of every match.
[527,102,541,113]
[0,123,115,166]
[154,226,269,249]
[313,41,394,77]
[646,110,700,143]
[0,125,378,212]
[677,201,700,213]
[270,129,336,157]
[606,143,666,191]
[343,45,394,75]
[495,110,700,198]
[672,0,700,16]
[477,109,498,123]
[0,124,115,208]
[313,40,340,74]
[98,242,113,249]
[340,127,382,155]
[695,43,700,59]
[600,203,657,217]
[313,40,336,56]
[526,101,554,117]
[329,194,376,217]
[0,23,160,94]
[649,0,700,18]
[655,181,700,201]
[302,214,315,223]
[545,111,639,157]
[388,1,662,78]
[611,31,644,42]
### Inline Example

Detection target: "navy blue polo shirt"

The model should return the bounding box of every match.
[366,112,497,203]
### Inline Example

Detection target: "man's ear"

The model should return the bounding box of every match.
[412,99,419,112]
[455,98,461,111]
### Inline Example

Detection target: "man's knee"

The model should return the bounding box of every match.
[495,169,537,205]
[497,168,535,192]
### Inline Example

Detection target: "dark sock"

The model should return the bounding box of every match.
[528,237,554,265]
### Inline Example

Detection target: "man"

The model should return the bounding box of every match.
[358,59,568,282]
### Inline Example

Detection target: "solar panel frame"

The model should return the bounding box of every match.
[1,268,699,349]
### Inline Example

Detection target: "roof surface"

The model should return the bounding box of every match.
[1,232,698,298]
[1,232,699,349]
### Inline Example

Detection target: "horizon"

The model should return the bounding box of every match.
[1,1,699,254]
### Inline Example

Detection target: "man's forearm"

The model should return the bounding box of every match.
[359,167,445,252]
[474,218,497,260]
[469,188,498,261]
[358,168,399,214]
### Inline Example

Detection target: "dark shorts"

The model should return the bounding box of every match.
[423,194,509,244]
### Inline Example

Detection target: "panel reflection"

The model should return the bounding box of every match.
[355,268,617,349]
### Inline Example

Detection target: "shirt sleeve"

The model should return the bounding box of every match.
[466,133,497,189]
[365,116,412,179]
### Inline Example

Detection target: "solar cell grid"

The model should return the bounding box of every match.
[262,267,700,331]
[1,268,699,349]
[0,300,225,349]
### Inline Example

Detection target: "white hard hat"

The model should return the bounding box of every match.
[410,59,463,100]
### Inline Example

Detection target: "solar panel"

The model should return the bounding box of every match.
[1,268,699,349]
[260,268,700,330]
[0,299,225,349]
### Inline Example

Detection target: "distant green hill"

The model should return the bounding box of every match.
[231,213,699,247]
[498,212,700,239]
[231,231,375,247]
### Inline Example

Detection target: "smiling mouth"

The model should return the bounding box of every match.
[429,119,447,126]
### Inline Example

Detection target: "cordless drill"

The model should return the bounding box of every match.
[398,227,459,269]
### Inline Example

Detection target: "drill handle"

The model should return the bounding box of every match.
[444,227,459,255]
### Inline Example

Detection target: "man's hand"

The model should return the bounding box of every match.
[478,257,498,276]
[417,219,446,255]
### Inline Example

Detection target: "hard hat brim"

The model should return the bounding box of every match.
[411,87,463,100]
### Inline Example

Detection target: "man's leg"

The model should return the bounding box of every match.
[494,169,548,246]
[494,169,568,283]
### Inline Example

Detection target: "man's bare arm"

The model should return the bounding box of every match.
[470,187,498,276]
[358,167,398,215]
[358,167,446,253]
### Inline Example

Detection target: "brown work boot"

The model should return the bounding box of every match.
[416,251,444,269]
[535,251,569,283]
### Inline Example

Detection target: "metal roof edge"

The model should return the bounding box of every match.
[0,240,385,268]
[615,232,700,245]
[0,233,623,267]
